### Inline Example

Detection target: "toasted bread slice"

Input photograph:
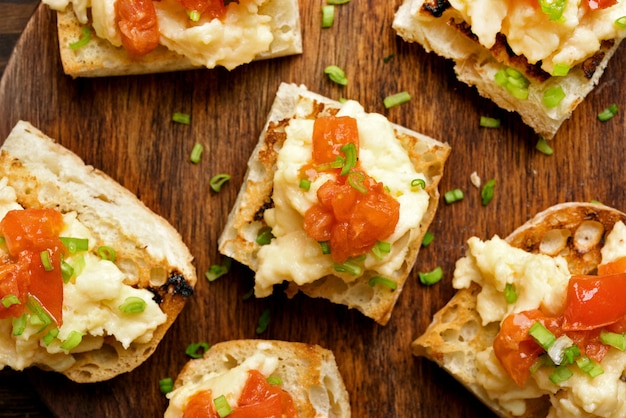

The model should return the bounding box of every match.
[164,339,351,417]
[49,0,302,77]
[0,121,197,382]
[218,82,451,325]
[412,202,626,417]
[392,0,625,139]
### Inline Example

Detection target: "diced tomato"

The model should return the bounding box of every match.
[312,116,359,165]
[116,0,160,56]
[176,0,227,19]
[302,205,333,242]
[585,0,617,9]
[598,256,626,275]
[234,370,298,418]
[183,390,220,418]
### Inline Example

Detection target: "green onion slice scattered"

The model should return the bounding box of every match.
[598,104,619,122]
[43,327,59,346]
[185,341,210,359]
[118,296,147,314]
[529,321,556,351]
[69,26,91,50]
[210,174,231,192]
[552,63,570,76]
[495,68,530,100]
[324,65,348,86]
[206,258,231,282]
[190,143,204,164]
[256,308,271,334]
[419,266,443,285]
[481,179,496,206]
[562,344,581,365]
[536,137,554,156]
[480,116,500,128]
[549,364,573,384]
[97,246,116,262]
[27,297,52,332]
[538,0,566,21]
[316,156,345,172]
[299,178,311,191]
[504,283,517,304]
[421,231,434,247]
[347,171,367,193]
[256,226,274,246]
[383,91,411,109]
[12,314,27,336]
[443,188,464,204]
[327,0,350,3]
[40,250,54,272]
[368,276,397,291]
[267,376,283,385]
[60,237,89,254]
[159,377,174,394]
[321,5,335,28]
[371,241,391,260]
[61,260,74,283]
[616,16,626,28]
[383,54,394,63]
[333,259,362,276]
[411,178,426,190]
[600,330,626,351]
[188,10,201,21]
[543,86,566,108]
[214,395,233,418]
[576,356,604,378]
[60,330,84,351]
[172,112,191,125]
[1,294,20,308]
[319,241,331,255]
[340,143,357,175]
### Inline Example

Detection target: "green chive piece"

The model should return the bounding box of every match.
[267,376,283,385]
[206,258,231,282]
[411,178,426,189]
[214,395,233,418]
[504,283,517,304]
[552,63,570,76]
[299,178,311,191]
[210,174,231,192]
[383,91,411,109]
[97,246,116,262]
[600,330,626,351]
[73,254,86,278]
[190,143,204,164]
[368,276,397,291]
[172,112,191,125]
[316,156,345,172]
[421,231,434,247]
[562,345,581,365]
[530,354,553,374]
[324,65,348,86]
[340,143,357,176]
[159,377,174,394]
[319,241,331,255]
[1,294,20,308]
[60,330,84,351]
[242,288,255,300]
[536,137,554,155]
[443,188,464,204]
[383,54,394,63]
[495,67,530,100]
[256,226,274,246]
[61,260,74,283]
[538,0,566,21]
[256,308,271,334]
[43,327,59,346]
[40,250,54,272]
[118,296,147,314]
[27,297,52,332]
[188,10,201,21]
[543,86,566,108]
[321,5,335,28]
[616,16,626,28]
[529,321,556,350]
[12,314,27,336]
[371,241,391,260]
[480,116,501,128]
[576,356,604,378]
[598,104,619,122]
[419,266,443,285]
[333,260,362,276]
[185,342,210,359]
[347,171,367,193]
[60,237,89,254]
[327,0,350,3]
[549,365,573,384]
[481,179,496,206]
[69,26,91,50]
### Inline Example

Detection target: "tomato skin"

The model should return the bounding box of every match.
[597,256,626,275]
[116,0,160,56]
[183,390,220,418]
[312,116,359,165]
[585,0,617,9]
[177,0,226,19]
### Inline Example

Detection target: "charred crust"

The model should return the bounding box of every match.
[581,40,613,79]
[253,198,275,222]
[421,0,451,17]
[150,271,194,303]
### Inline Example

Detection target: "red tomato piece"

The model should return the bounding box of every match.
[303,205,333,242]
[312,116,359,165]
[597,256,626,275]
[586,0,617,9]
[116,0,160,56]
[177,0,226,19]
[183,390,220,418]
[234,370,298,418]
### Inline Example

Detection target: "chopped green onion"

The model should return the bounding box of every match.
[547,335,575,365]
[530,354,554,374]
[327,0,350,3]
[299,178,311,191]
[267,376,283,385]
[368,276,397,291]
[242,288,254,300]
[188,10,201,21]
[538,0,566,21]
[97,246,116,262]
[61,260,74,283]
[42,327,59,346]
[443,188,464,204]
[27,297,52,332]
[481,179,496,206]
[576,356,604,378]
[421,231,434,247]
[256,226,274,246]
[597,104,619,122]
[319,241,331,255]
[347,171,367,193]
[536,137,554,155]
[1,294,20,308]
[60,237,89,254]
[340,143,357,176]
[118,296,147,314]
[480,116,500,128]
[73,254,86,278]
[371,241,391,260]
[495,68,530,100]
[333,259,362,275]
[159,377,174,394]
[549,365,573,384]
[383,91,411,109]
[543,86,565,108]
[185,342,210,359]
[69,26,91,50]
[419,266,443,285]
[256,308,271,334]
[214,395,233,418]
[411,178,426,189]
[206,258,231,282]
[616,16,626,28]
[383,54,394,63]
[40,250,54,271]
[321,5,335,28]
[316,156,345,172]
[60,330,84,351]
[552,63,570,76]
[529,321,556,351]
[12,314,27,336]
[562,344,581,365]
[324,65,348,86]
[210,174,231,192]
[504,283,517,304]
[172,112,191,125]
[600,330,626,351]
[190,143,204,164]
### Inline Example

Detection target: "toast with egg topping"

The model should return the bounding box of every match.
[413,202,626,417]
[43,0,302,77]
[0,121,196,382]
[164,339,351,417]
[218,82,451,325]
[393,0,626,139]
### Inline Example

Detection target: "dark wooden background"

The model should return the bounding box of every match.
[0,1,625,417]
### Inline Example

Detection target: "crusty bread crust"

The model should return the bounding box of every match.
[412,202,626,417]
[218,83,451,325]
[0,121,197,382]
[54,0,302,77]
[392,0,623,139]
[168,339,351,417]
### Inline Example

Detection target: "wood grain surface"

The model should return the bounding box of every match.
[0,1,625,417]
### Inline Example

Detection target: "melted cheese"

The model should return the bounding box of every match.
[0,178,166,373]
[456,222,626,417]
[254,99,430,297]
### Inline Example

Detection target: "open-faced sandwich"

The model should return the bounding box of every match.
[0,121,196,382]
[218,82,451,325]
[413,202,626,417]
[393,0,626,139]
[41,0,302,77]
[164,339,351,417]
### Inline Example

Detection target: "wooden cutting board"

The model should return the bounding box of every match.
[0,2,625,417]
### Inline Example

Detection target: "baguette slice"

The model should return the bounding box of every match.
[218,82,451,325]
[0,121,197,382]
[392,0,624,139]
[412,202,626,417]
[164,339,351,417]
[51,0,302,77]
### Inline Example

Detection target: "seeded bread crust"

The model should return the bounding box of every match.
[412,202,626,417]
[166,339,351,418]
[218,82,451,325]
[0,121,197,382]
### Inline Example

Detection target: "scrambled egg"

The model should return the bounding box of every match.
[0,177,166,373]
[444,0,626,74]
[254,99,430,297]
[454,222,626,417]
